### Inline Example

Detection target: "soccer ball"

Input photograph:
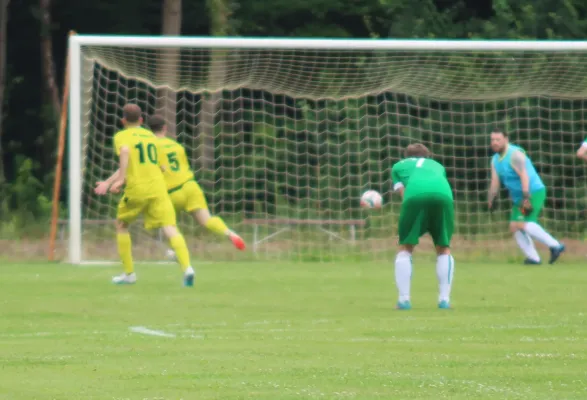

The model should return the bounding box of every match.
[360,190,382,209]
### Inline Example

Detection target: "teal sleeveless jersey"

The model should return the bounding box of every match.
[491,144,544,203]
[391,158,453,200]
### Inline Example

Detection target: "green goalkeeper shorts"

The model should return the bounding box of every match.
[510,188,546,223]
[398,193,454,247]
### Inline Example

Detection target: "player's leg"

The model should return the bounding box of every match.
[113,196,143,284]
[509,216,541,264]
[521,189,564,264]
[161,225,195,286]
[394,244,413,310]
[427,197,455,309]
[186,181,245,250]
[193,209,246,250]
[395,198,426,310]
[146,194,195,286]
[164,186,187,260]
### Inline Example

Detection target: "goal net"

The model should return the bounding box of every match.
[68,37,587,264]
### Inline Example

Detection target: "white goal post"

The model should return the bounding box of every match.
[68,36,587,264]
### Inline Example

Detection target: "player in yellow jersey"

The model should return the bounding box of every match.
[94,104,196,286]
[147,114,246,252]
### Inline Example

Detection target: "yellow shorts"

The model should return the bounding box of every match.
[168,179,208,213]
[117,192,176,230]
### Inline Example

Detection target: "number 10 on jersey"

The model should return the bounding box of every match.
[135,142,158,164]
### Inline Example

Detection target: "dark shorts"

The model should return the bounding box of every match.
[398,194,454,247]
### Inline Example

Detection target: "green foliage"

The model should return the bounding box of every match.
[0,157,57,238]
[480,0,587,39]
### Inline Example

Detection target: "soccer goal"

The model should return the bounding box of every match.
[67,36,587,264]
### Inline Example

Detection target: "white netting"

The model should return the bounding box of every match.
[76,44,587,263]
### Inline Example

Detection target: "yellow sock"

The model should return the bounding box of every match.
[116,233,134,274]
[169,234,191,272]
[205,216,230,236]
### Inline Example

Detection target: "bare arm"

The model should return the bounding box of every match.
[488,163,500,204]
[95,169,120,195]
[577,143,587,161]
[392,178,405,200]
[103,169,120,185]
[109,147,129,193]
[510,150,529,196]
[117,147,130,182]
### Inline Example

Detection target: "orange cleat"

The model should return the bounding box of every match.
[229,232,246,250]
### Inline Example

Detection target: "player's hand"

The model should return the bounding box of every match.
[110,180,124,194]
[488,200,494,213]
[94,181,110,195]
[520,197,533,216]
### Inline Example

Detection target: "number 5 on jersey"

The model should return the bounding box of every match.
[167,152,179,171]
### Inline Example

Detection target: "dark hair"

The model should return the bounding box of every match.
[148,114,166,133]
[491,128,508,138]
[122,104,142,123]
[405,143,430,158]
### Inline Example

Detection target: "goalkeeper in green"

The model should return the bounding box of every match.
[391,143,455,310]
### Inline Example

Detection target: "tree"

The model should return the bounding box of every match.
[199,0,232,171]
[157,0,181,137]
[0,0,8,184]
[40,0,60,119]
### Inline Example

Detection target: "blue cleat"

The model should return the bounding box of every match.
[438,300,451,309]
[524,258,542,265]
[396,300,412,310]
[549,243,565,264]
[183,273,195,287]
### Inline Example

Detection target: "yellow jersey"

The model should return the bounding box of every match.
[157,136,195,191]
[113,126,167,199]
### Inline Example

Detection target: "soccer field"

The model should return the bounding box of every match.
[1,261,586,399]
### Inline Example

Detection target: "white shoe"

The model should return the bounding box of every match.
[166,249,178,261]
[112,272,137,285]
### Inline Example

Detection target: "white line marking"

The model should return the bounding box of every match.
[489,324,561,330]
[520,336,580,342]
[165,322,227,328]
[380,371,528,397]
[0,330,111,338]
[76,261,213,267]
[129,326,176,338]
[244,319,291,326]
[350,337,427,343]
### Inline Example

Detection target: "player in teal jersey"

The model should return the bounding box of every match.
[488,129,565,265]
[391,143,455,310]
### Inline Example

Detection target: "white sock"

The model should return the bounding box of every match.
[514,230,540,262]
[524,222,560,248]
[395,251,412,302]
[436,254,454,303]
[185,266,195,275]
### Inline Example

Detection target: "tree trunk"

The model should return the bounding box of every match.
[40,0,60,119]
[0,0,9,184]
[157,0,181,138]
[199,0,231,171]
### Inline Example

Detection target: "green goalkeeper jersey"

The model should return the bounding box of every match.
[391,157,453,200]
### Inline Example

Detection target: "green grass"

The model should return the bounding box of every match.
[1,260,587,399]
